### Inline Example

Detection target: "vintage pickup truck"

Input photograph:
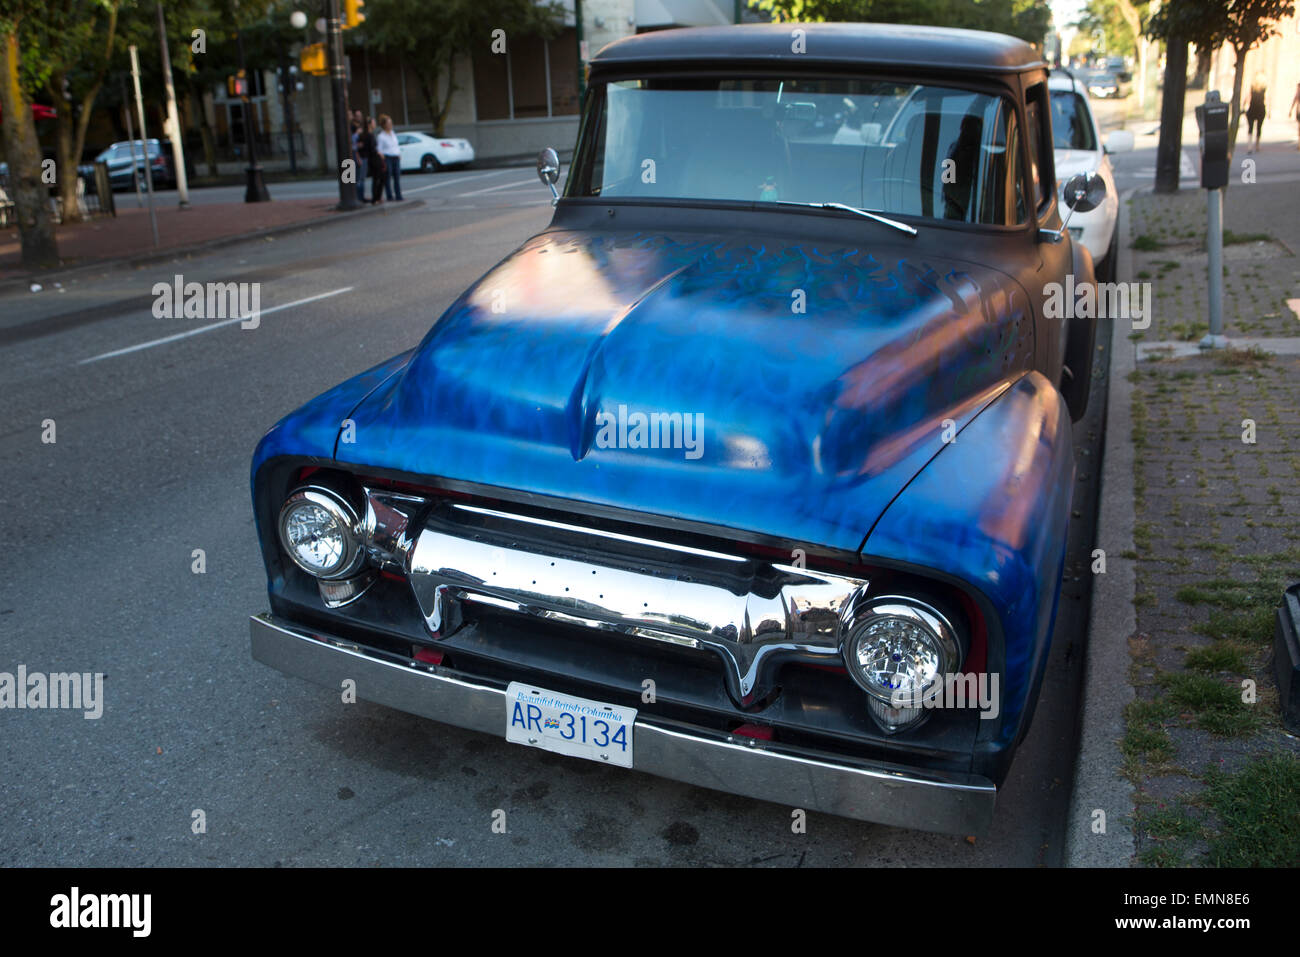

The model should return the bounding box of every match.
[249,22,1104,836]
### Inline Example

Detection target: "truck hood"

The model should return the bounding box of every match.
[335,228,1035,553]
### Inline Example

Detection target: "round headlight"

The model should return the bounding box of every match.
[842,599,960,708]
[277,487,364,580]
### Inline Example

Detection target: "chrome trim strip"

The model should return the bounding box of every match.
[450,503,748,563]
[249,614,997,835]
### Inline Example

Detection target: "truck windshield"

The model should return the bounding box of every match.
[569,76,1025,226]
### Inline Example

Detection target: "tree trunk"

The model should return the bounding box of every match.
[1155,36,1189,194]
[1228,43,1247,157]
[53,69,77,221]
[0,26,59,268]
[435,61,458,137]
[413,66,439,135]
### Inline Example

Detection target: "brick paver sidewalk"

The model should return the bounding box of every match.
[0,197,356,282]
[1121,127,1300,866]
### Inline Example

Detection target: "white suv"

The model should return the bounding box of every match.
[1049,71,1133,281]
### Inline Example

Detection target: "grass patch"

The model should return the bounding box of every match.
[1195,607,1276,645]
[1158,672,1260,736]
[1184,642,1251,674]
[1204,755,1300,867]
[1221,230,1273,246]
[1216,345,1272,367]
[1123,697,1177,770]
[1132,234,1162,251]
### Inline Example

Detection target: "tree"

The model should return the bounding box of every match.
[748,0,1053,45]
[34,0,122,224]
[365,0,564,136]
[1147,0,1227,193]
[0,2,58,267]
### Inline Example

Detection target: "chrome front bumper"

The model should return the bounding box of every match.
[250,613,996,835]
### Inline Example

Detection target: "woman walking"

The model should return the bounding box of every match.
[377,114,403,201]
[1244,71,1268,154]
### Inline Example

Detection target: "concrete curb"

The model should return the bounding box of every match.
[1065,189,1140,867]
[0,197,425,294]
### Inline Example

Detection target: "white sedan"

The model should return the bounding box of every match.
[396,132,475,173]
[1049,72,1133,281]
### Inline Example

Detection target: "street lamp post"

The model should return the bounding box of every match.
[234,7,271,202]
[326,0,360,210]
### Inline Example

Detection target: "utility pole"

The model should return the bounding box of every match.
[128,46,159,246]
[155,2,191,208]
[327,0,360,209]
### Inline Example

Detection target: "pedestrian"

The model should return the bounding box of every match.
[376,114,403,201]
[1244,71,1267,154]
[350,118,367,203]
[1292,81,1300,150]
[363,116,387,204]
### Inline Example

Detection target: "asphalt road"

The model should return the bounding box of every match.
[1,162,1108,866]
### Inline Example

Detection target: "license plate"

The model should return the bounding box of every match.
[505,682,636,768]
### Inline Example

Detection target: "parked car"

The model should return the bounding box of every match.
[397,131,474,172]
[1049,70,1133,280]
[93,139,177,191]
[249,23,1108,836]
[1086,70,1130,99]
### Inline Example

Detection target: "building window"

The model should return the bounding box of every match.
[473,28,579,121]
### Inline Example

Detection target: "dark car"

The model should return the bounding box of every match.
[248,23,1107,836]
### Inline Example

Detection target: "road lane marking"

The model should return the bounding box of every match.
[403,169,518,194]
[77,286,354,365]
[459,178,541,197]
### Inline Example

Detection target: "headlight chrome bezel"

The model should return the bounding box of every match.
[840,595,963,710]
[277,486,367,581]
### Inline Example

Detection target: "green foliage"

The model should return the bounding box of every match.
[1077,0,1149,58]
[745,0,1052,45]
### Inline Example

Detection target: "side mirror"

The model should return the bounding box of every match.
[1104,129,1135,154]
[537,147,560,205]
[1062,171,1106,213]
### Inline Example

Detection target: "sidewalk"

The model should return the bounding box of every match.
[0,196,399,285]
[1118,124,1300,865]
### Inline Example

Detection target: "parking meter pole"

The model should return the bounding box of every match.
[1196,91,1230,350]
[128,46,159,248]
[1206,188,1225,345]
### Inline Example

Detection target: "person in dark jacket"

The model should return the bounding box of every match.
[357,117,386,204]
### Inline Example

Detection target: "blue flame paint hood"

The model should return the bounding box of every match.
[332,228,1035,553]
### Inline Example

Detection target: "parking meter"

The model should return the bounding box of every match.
[1196,92,1230,349]
[1195,91,1230,189]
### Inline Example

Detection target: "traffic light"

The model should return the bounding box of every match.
[343,0,365,28]
[299,42,327,76]
[226,70,248,98]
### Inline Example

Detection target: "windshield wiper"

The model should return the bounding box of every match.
[775,200,918,236]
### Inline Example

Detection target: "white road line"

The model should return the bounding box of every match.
[78,286,354,365]
[403,169,517,194]
[458,178,541,197]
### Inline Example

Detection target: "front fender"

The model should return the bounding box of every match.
[862,370,1074,765]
